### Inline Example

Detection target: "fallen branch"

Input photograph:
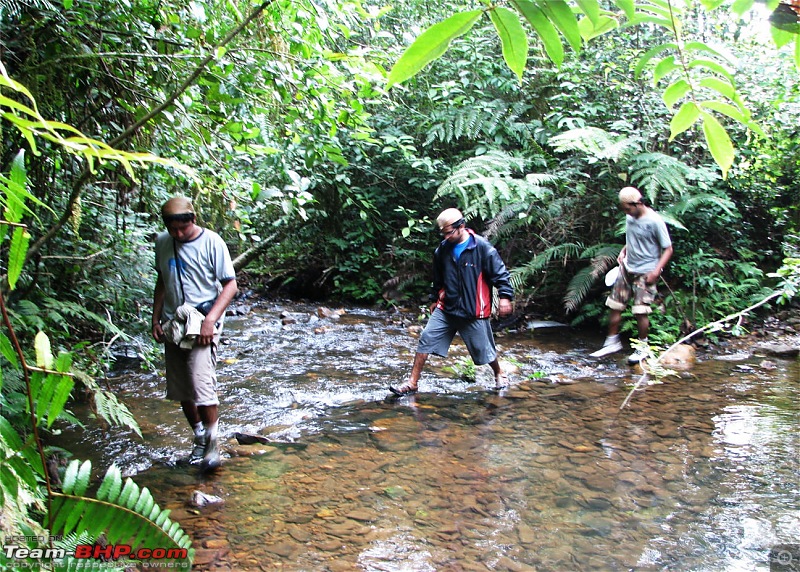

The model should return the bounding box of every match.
[620,289,785,409]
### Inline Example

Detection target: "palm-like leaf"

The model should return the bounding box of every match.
[50,462,193,565]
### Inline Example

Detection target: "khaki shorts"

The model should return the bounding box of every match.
[164,341,219,406]
[605,267,657,315]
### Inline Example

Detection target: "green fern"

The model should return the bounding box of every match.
[510,242,586,290]
[0,0,60,19]
[423,100,537,147]
[548,126,641,162]
[562,244,623,313]
[76,371,142,437]
[434,150,557,221]
[50,461,193,560]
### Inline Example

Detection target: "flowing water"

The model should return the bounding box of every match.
[58,301,800,571]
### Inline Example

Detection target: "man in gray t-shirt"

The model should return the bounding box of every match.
[590,186,673,364]
[152,196,237,472]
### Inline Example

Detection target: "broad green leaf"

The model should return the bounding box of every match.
[698,76,735,100]
[489,7,528,80]
[515,0,564,66]
[578,14,618,41]
[34,331,53,370]
[634,42,678,79]
[653,55,678,83]
[699,0,726,8]
[47,374,75,428]
[683,41,727,61]
[699,100,744,122]
[796,35,800,70]
[700,101,765,136]
[770,25,796,49]
[613,0,636,18]
[670,101,701,140]
[538,0,582,53]
[7,149,28,224]
[662,79,691,109]
[701,111,734,177]
[731,0,755,16]
[623,14,673,30]
[576,0,601,24]
[687,58,735,83]
[7,227,30,290]
[0,332,19,368]
[387,10,483,88]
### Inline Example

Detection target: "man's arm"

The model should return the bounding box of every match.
[197,278,238,343]
[152,273,166,342]
[484,243,514,317]
[645,245,673,285]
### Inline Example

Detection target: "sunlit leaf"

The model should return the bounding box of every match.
[490,7,528,80]
[515,0,564,65]
[537,0,582,53]
[662,79,691,109]
[701,111,734,178]
[576,0,601,23]
[613,0,636,18]
[7,227,30,290]
[578,13,618,41]
[653,55,678,83]
[34,331,54,370]
[387,10,483,88]
[669,101,700,140]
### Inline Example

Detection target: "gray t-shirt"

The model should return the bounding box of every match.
[155,228,236,321]
[624,210,672,274]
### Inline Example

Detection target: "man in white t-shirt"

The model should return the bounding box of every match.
[152,197,238,471]
[591,187,673,364]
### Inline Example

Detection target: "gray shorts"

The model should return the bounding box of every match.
[164,341,219,406]
[416,309,497,365]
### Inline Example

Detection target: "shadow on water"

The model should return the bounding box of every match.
[56,302,800,571]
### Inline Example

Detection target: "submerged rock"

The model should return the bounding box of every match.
[189,490,224,507]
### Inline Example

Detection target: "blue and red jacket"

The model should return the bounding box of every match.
[431,229,514,319]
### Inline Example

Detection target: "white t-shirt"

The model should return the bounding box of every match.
[624,210,672,274]
[155,228,236,321]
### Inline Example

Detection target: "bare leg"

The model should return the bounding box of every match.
[607,309,623,336]
[634,313,650,340]
[488,358,508,388]
[407,352,429,389]
[181,401,201,427]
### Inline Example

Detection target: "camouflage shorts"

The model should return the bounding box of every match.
[605,268,657,315]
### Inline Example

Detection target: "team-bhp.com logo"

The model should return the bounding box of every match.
[3,536,189,569]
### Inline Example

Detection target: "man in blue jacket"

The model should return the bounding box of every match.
[390,208,514,395]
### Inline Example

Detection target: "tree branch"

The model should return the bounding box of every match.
[25,0,277,263]
[620,289,785,409]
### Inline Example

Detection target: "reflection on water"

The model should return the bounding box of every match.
[58,303,800,571]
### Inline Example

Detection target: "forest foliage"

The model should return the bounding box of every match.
[1,0,799,567]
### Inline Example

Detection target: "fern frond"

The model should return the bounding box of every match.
[435,150,557,221]
[78,372,142,437]
[563,265,600,313]
[422,99,537,147]
[666,192,737,217]
[510,243,586,288]
[50,462,194,558]
[548,127,640,162]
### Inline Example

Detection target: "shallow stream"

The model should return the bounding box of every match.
[59,301,800,571]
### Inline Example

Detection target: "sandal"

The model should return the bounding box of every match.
[495,372,509,389]
[389,382,418,396]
